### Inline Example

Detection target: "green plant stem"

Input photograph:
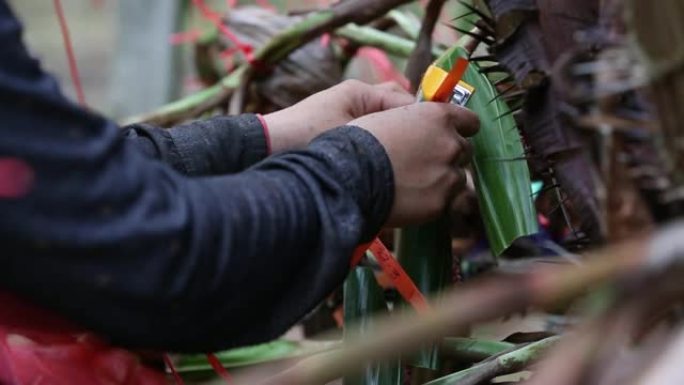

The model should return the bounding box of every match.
[336,24,412,57]
[344,267,402,385]
[126,24,436,126]
[122,67,245,127]
[440,338,515,362]
[387,9,421,39]
[176,340,340,375]
[335,24,444,58]
[123,0,413,126]
[424,337,559,385]
[397,218,452,370]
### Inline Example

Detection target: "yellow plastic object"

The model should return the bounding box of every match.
[420,64,449,101]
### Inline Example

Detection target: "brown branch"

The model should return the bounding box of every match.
[628,0,684,186]
[405,0,447,92]
[527,279,684,385]
[129,85,236,128]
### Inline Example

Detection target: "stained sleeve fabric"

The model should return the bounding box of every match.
[0,0,394,352]
[123,114,269,176]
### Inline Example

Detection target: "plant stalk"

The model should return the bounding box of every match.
[123,0,413,126]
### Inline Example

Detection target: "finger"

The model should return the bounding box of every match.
[375,81,411,94]
[453,136,473,167]
[454,167,468,192]
[440,104,480,137]
[355,85,415,116]
[443,168,468,215]
[453,107,480,137]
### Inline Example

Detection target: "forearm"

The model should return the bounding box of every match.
[2,126,393,352]
[1,0,398,352]
[123,114,269,176]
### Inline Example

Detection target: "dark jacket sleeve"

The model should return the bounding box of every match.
[123,115,270,176]
[0,1,394,352]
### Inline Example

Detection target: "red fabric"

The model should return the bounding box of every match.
[0,158,34,199]
[0,291,167,385]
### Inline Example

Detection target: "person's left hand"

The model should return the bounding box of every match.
[262,80,414,153]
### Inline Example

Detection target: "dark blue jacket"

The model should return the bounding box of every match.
[0,1,394,352]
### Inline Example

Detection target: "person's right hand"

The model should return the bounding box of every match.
[349,102,480,227]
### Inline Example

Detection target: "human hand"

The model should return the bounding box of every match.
[262,80,414,153]
[349,102,480,227]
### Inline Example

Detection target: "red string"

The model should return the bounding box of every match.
[169,29,202,45]
[357,47,410,90]
[254,0,277,10]
[192,0,255,63]
[53,0,87,107]
[320,33,331,48]
[163,354,186,385]
[206,353,233,384]
[351,238,431,315]
[367,239,431,315]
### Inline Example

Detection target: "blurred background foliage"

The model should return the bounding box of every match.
[10,0,473,118]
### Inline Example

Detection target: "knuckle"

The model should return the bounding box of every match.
[459,109,481,136]
[432,102,452,116]
[420,103,453,126]
[454,168,468,190]
[457,138,473,164]
[435,171,459,211]
[340,79,365,91]
[427,195,444,218]
[377,81,397,89]
[445,170,458,190]
[421,102,446,115]
[442,137,460,160]
[471,111,481,127]
[441,104,463,126]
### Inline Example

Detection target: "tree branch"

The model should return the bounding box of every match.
[335,23,443,58]
[123,0,413,127]
[405,0,447,92]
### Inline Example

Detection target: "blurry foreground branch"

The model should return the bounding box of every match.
[227,232,675,385]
